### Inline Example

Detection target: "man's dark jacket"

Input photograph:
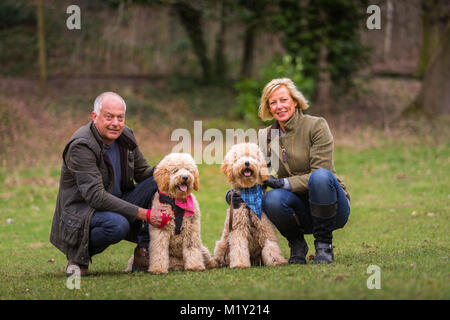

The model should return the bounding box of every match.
[50,121,154,265]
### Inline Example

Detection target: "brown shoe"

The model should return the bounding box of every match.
[132,247,149,272]
[66,260,89,277]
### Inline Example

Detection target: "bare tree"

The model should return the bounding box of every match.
[36,0,47,90]
[411,23,450,115]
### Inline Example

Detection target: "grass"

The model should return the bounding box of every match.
[0,137,449,300]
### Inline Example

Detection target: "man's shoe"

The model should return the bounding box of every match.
[288,237,308,264]
[66,260,89,277]
[132,247,149,272]
[313,241,334,264]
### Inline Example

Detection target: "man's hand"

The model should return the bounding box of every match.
[137,193,172,228]
[262,175,285,189]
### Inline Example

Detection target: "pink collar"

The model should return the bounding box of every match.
[174,194,195,217]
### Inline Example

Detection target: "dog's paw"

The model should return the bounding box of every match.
[124,254,134,272]
[185,264,206,272]
[148,267,169,275]
[230,263,250,269]
[270,258,288,266]
[212,257,225,268]
[206,258,219,269]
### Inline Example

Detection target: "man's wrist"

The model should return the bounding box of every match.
[137,207,148,221]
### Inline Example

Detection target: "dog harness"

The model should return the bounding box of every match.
[158,191,194,235]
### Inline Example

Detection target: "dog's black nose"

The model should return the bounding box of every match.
[182,176,188,181]
[245,161,250,167]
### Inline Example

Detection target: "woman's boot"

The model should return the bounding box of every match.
[288,234,309,264]
[310,202,337,264]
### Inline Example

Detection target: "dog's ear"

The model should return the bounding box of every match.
[257,148,270,181]
[193,169,200,191]
[153,165,169,192]
[220,160,228,175]
[259,161,270,181]
[221,157,233,183]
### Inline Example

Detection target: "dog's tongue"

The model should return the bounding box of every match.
[179,184,188,192]
[244,170,252,177]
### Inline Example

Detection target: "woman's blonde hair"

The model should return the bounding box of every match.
[258,78,309,121]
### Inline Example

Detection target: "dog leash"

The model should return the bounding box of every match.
[225,190,257,265]
[229,190,235,231]
[228,190,256,232]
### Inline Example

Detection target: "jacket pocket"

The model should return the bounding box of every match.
[60,213,83,247]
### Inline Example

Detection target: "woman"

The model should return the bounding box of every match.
[258,78,350,264]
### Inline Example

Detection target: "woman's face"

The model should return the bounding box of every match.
[268,86,297,124]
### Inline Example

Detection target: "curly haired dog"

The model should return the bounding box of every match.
[125,153,216,274]
[214,143,287,268]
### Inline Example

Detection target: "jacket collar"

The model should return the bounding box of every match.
[283,108,304,133]
[269,108,304,139]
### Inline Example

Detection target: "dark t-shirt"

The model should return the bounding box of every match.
[105,141,122,198]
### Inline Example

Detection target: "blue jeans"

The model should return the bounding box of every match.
[262,168,350,241]
[88,177,156,257]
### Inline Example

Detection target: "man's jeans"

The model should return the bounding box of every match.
[262,168,350,240]
[88,177,155,257]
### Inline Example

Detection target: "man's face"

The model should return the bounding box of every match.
[92,96,126,145]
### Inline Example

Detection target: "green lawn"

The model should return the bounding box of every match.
[0,140,449,300]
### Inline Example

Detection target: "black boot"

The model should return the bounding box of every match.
[310,202,337,264]
[288,235,308,264]
[313,242,334,264]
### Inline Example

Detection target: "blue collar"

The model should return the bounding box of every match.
[240,185,264,219]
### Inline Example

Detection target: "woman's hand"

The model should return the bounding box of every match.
[263,175,285,189]
[225,190,243,209]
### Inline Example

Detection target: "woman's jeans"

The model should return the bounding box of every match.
[263,168,350,242]
[88,177,155,257]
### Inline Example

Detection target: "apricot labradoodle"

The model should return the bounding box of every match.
[214,143,287,268]
[125,153,216,274]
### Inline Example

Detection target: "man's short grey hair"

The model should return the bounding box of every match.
[93,92,127,115]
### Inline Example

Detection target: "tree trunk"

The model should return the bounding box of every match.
[417,0,447,77]
[315,8,330,114]
[214,0,227,83]
[173,1,211,81]
[239,0,268,79]
[383,0,394,62]
[413,23,450,115]
[37,0,47,91]
[315,42,331,114]
[241,23,256,78]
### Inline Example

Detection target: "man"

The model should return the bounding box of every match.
[50,91,170,276]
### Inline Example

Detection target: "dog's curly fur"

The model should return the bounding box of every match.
[214,143,287,268]
[125,153,216,274]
